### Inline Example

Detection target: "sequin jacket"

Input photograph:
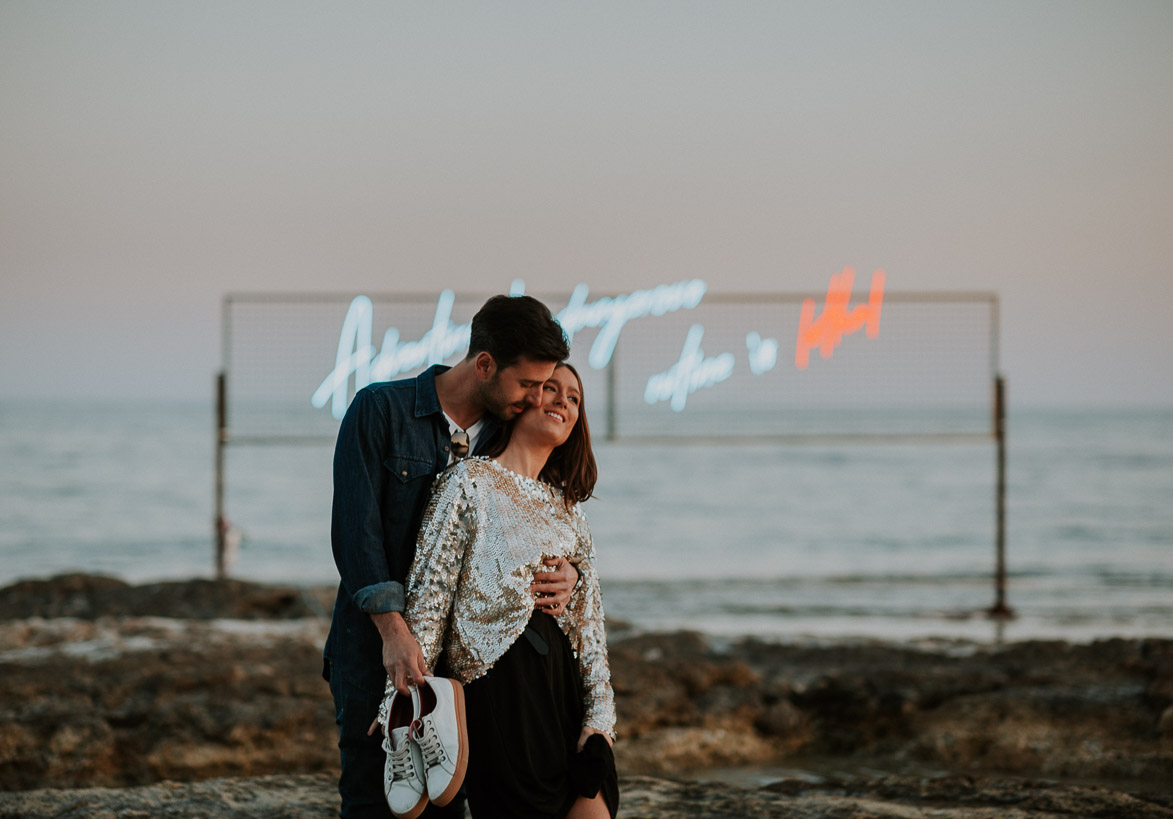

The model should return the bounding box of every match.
[402,457,617,739]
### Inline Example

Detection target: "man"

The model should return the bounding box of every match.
[323,294,580,818]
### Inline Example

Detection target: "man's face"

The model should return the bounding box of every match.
[478,355,559,420]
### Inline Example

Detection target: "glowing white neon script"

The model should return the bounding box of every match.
[311,280,708,420]
[555,280,707,370]
[310,295,376,420]
[311,291,470,419]
[644,325,736,412]
[746,331,779,375]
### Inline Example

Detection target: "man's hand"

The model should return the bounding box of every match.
[371,611,429,695]
[531,556,579,616]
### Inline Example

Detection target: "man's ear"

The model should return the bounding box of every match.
[473,351,496,380]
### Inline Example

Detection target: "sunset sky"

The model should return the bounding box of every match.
[2,1,1171,406]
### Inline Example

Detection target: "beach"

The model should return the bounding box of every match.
[1,573,1170,817]
[6,0,1173,813]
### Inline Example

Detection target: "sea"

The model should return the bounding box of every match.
[2,399,1170,645]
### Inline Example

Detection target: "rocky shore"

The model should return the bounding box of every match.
[1,574,1171,817]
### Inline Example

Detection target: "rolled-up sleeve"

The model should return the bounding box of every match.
[331,388,405,614]
[352,581,405,614]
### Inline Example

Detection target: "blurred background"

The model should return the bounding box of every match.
[2,1,1171,643]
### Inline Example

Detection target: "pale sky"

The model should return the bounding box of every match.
[2,1,1171,406]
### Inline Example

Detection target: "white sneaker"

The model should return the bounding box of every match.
[381,687,428,819]
[412,677,469,807]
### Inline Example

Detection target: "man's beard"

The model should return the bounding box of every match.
[480,376,524,421]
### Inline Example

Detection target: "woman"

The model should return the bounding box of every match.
[394,362,617,819]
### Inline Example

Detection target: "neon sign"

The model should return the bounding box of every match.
[555,281,707,369]
[311,291,471,420]
[312,270,885,419]
[644,325,736,411]
[745,331,779,375]
[796,267,885,370]
[311,280,709,419]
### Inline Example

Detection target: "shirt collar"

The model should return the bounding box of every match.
[413,365,448,419]
[412,365,503,442]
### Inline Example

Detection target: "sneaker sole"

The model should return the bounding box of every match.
[429,677,469,808]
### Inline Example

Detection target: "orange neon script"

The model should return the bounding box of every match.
[795,267,885,369]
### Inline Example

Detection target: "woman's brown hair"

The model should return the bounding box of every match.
[483,362,597,508]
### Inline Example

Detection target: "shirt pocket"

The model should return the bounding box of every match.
[383,454,436,522]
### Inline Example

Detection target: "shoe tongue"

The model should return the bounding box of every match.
[418,681,436,717]
[390,726,410,748]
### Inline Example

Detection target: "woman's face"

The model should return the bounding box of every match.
[518,366,581,447]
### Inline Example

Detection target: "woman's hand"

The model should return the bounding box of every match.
[576,726,613,752]
[531,556,579,615]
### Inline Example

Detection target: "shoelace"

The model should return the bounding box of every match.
[412,718,448,768]
[388,742,417,782]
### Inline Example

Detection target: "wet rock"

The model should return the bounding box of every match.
[0,617,336,790]
[2,773,1171,819]
[1159,705,1173,739]
[0,573,333,621]
[754,698,808,743]
[2,574,1172,809]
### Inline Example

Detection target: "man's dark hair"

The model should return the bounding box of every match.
[468,295,569,367]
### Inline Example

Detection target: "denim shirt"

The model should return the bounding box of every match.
[322,365,502,693]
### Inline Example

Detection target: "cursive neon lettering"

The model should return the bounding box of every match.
[746,331,779,375]
[795,267,885,370]
[644,325,736,412]
[368,289,469,382]
[312,271,888,420]
[555,280,707,369]
[310,295,376,420]
[312,280,710,419]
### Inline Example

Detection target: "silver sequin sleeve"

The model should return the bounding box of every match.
[562,506,617,739]
[403,467,475,675]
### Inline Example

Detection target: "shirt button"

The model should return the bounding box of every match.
[444,445,450,452]
[400,470,408,477]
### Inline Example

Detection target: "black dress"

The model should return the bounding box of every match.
[461,610,618,819]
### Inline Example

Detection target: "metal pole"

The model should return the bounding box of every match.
[988,374,1013,618]
[214,371,227,580]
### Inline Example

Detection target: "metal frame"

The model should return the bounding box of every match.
[214,289,1013,618]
